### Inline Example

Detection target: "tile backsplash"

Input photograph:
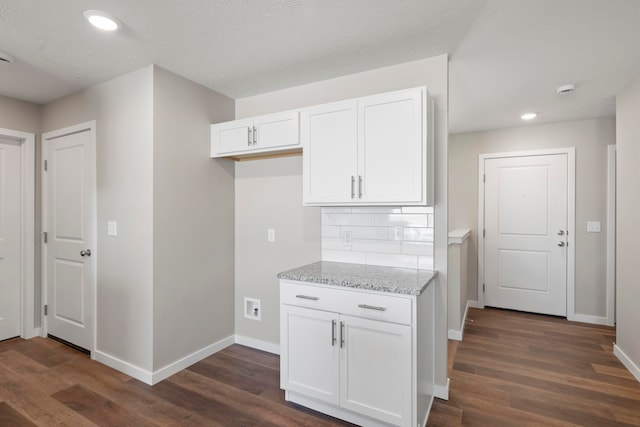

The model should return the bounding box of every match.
[321,206,434,270]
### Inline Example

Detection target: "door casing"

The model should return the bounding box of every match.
[0,127,36,339]
[41,120,97,356]
[478,148,576,320]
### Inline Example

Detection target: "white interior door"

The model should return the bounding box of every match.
[0,137,22,341]
[483,153,569,316]
[43,122,96,352]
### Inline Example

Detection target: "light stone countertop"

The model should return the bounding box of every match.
[277,261,437,296]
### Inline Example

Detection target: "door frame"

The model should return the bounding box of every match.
[41,121,97,355]
[478,148,576,320]
[0,127,36,339]
[606,145,616,326]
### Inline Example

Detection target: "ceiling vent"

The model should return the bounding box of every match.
[556,84,575,95]
[0,51,16,64]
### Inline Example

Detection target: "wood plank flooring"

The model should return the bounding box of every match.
[0,307,638,426]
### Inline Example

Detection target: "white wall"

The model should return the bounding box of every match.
[234,55,450,389]
[152,67,235,370]
[43,66,156,371]
[0,95,41,328]
[615,74,640,379]
[449,118,615,319]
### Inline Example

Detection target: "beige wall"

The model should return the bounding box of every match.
[0,95,42,327]
[42,66,156,370]
[234,55,450,389]
[449,118,615,318]
[152,67,235,370]
[235,157,321,345]
[616,74,640,374]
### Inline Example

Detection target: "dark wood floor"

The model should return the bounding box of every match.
[1,308,638,426]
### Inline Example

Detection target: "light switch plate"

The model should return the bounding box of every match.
[107,221,117,236]
[587,221,601,233]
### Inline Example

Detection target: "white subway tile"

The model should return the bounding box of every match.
[322,249,367,264]
[351,207,402,214]
[403,227,434,242]
[352,239,402,254]
[427,213,435,228]
[402,241,434,256]
[321,207,353,214]
[321,226,341,238]
[342,226,389,240]
[374,214,429,227]
[322,237,350,250]
[401,206,434,214]
[324,213,375,226]
[366,253,418,269]
[418,256,434,270]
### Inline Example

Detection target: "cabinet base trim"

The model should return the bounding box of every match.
[433,378,450,400]
[286,391,415,427]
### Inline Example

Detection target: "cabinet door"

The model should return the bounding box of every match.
[358,88,425,204]
[254,111,299,150]
[340,315,412,427]
[280,305,340,405]
[211,118,254,156]
[302,100,358,205]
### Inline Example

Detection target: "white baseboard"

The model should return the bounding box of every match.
[95,350,153,385]
[433,378,450,400]
[614,344,640,383]
[95,334,235,385]
[467,300,481,309]
[23,327,41,340]
[571,313,609,326]
[448,300,478,341]
[152,335,235,384]
[235,335,280,355]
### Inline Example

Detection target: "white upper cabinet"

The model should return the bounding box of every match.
[211,110,299,158]
[303,87,432,206]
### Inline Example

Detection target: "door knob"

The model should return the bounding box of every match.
[557,241,565,247]
[558,230,565,235]
[80,249,92,257]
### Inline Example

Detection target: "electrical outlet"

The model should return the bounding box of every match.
[393,226,403,241]
[343,230,352,245]
[267,228,275,242]
[244,297,261,321]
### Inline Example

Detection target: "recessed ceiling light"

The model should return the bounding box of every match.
[521,112,537,120]
[83,10,120,31]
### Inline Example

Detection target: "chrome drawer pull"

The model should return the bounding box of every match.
[331,319,337,346]
[358,304,387,312]
[295,294,319,301]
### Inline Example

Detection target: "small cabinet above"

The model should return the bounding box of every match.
[211,110,300,159]
[302,86,433,206]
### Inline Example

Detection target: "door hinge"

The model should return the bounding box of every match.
[483,229,486,238]
[483,173,486,183]
[43,232,48,243]
[483,283,485,293]
[44,305,48,316]
[44,160,48,171]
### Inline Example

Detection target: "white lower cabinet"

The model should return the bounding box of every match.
[280,280,434,427]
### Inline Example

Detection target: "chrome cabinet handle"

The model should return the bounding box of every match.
[351,176,355,198]
[358,175,363,198]
[295,294,319,301]
[253,126,257,145]
[357,304,386,311]
[248,127,252,146]
[80,249,92,257]
[340,321,345,348]
[331,319,337,346]
[557,241,566,247]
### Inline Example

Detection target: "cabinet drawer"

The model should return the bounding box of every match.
[281,281,412,325]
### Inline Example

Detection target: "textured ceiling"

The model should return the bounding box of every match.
[1,0,640,133]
